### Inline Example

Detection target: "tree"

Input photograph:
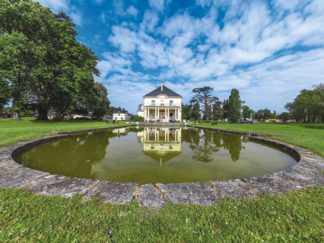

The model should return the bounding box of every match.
[242,105,253,120]
[90,83,110,118]
[0,32,40,119]
[254,108,274,121]
[279,112,291,122]
[0,77,10,110]
[285,85,324,123]
[191,102,201,120]
[182,103,191,120]
[212,100,223,120]
[222,99,229,120]
[192,87,218,120]
[228,89,241,123]
[30,13,99,120]
[0,0,100,120]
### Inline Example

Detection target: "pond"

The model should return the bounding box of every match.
[14,127,298,184]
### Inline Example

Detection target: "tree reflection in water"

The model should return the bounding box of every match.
[183,128,246,162]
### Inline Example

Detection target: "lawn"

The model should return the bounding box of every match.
[0,118,127,147]
[195,122,324,157]
[0,187,323,242]
[0,119,323,241]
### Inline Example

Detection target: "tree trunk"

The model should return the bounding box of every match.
[12,111,19,120]
[37,107,48,120]
[12,98,20,120]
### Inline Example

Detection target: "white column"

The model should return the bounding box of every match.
[179,108,182,121]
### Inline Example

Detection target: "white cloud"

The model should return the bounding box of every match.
[127,6,138,17]
[36,0,69,12]
[149,0,165,11]
[100,0,324,113]
[34,0,83,26]
[69,12,83,26]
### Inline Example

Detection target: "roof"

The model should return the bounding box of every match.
[144,84,182,98]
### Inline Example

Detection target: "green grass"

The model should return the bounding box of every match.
[0,118,127,147]
[195,122,324,156]
[0,119,323,241]
[0,187,323,242]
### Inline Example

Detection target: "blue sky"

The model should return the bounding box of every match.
[35,0,324,113]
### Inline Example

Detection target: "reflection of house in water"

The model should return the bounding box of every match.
[112,128,127,135]
[137,128,182,166]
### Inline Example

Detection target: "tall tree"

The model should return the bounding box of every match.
[192,87,218,120]
[228,89,241,123]
[212,100,223,120]
[0,0,100,120]
[222,99,229,120]
[0,32,40,119]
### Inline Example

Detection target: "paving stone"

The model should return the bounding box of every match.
[157,182,219,205]
[277,168,324,186]
[0,158,22,171]
[137,184,167,208]
[29,175,96,198]
[0,167,46,188]
[241,175,301,195]
[301,156,324,170]
[84,181,136,204]
[211,180,256,199]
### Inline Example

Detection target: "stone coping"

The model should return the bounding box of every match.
[0,126,323,208]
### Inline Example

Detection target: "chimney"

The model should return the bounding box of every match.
[161,81,163,91]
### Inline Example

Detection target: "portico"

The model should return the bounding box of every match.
[144,107,181,122]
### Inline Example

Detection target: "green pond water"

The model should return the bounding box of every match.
[15,127,298,184]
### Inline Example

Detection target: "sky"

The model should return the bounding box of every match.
[35,0,324,114]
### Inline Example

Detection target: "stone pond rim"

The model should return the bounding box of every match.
[0,125,323,207]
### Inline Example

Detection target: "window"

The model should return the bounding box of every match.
[169,100,174,106]
[151,100,155,106]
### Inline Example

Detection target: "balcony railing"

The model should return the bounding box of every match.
[147,104,180,107]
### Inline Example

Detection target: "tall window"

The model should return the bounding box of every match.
[151,100,155,106]
[169,100,174,106]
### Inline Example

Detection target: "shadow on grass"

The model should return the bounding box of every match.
[296,124,324,130]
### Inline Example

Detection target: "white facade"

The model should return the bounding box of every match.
[138,84,182,122]
[112,112,128,121]
[137,104,144,117]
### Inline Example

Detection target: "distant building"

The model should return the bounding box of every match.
[113,112,129,121]
[101,115,112,122]
[138,83,182,122]
[137,104,144,117]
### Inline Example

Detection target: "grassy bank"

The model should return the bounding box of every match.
[0,118,127,147]
[0,187,323,242]
[195,122,324,156]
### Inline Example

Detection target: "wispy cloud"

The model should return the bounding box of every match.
[34,0,324,113]
[34,0,83,26]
